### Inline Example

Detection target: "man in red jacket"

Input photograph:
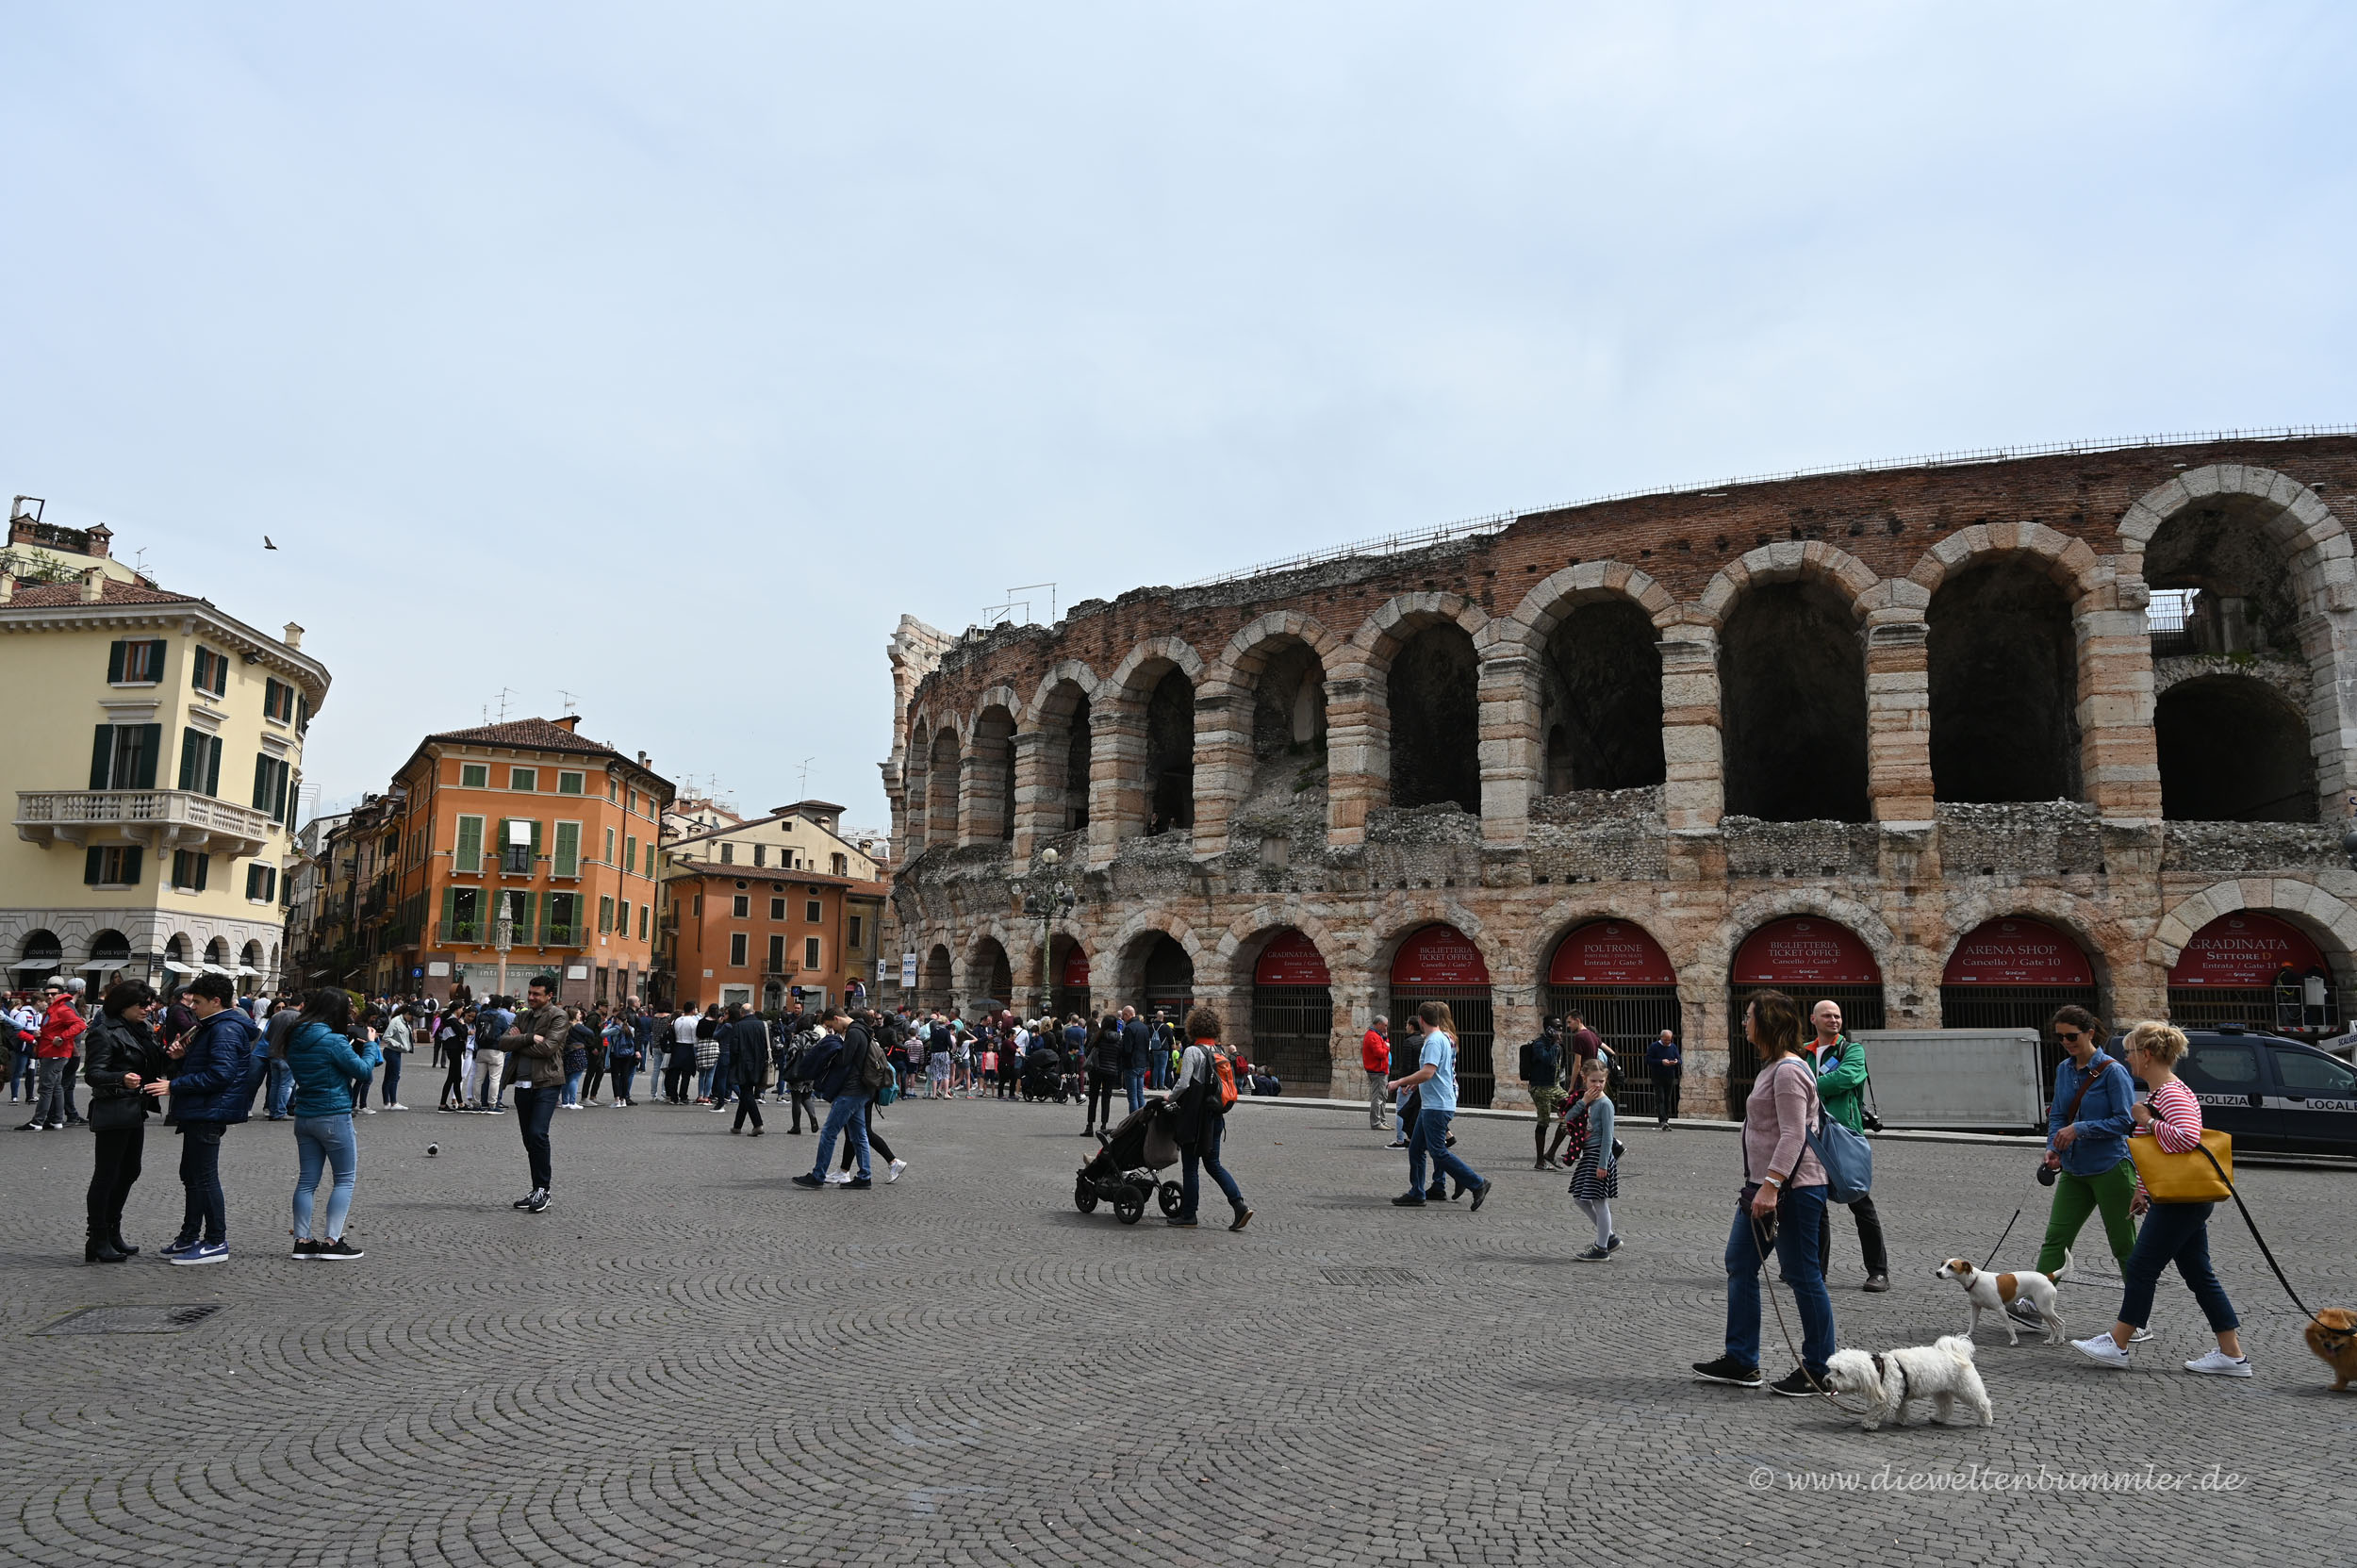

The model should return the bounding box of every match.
[1361,1016,1392,1133]
[18,982,87,1131]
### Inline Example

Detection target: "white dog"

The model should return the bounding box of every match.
[1935,1249,2069,1345]
[1822,1336,1994,1430]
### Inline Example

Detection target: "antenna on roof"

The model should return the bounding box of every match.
[495,686,515,722]
[798,756,816,795]
[557,688,578,715]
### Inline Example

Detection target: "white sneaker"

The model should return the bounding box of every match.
[2130,1325,2154,1344]
[360,1107,376,1114]
[823,1171,849,1185]
[387,1103,407,1112]
[887,1159,908,1182]
[2071,1334,2131,1368]
[2183,1349,2252,1378]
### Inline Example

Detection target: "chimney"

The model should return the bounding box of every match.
[550,714,581,733]
[79,567,105,602]
[0,572,13,603]
[85,523,112,559]
[283,622,305,649]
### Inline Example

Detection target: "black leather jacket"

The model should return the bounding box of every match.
[84,1011,170,1123]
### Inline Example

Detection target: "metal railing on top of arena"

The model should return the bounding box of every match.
[1176,423,2357,590]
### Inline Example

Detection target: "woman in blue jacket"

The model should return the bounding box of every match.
[284,988,384,1261]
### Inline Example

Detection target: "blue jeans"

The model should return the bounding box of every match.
[1723,1186,1837,1377]
[1409,1108,1481,1196]
[267,1059,294,1118]
[697,1064,717,1099]
[2118,1199,2239,1332]
[292,1114,358,1241]
[1125,1070,1146,1113]
[562,1070,583,1107]
[380,1052,403,1106]
[812,1093,873,1179]
[175,1124,227,1245]
[1180,1114,1245,1220]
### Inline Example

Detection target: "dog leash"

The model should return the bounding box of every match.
[1748,1208,1874,1416]
[2186,1142,2339,1336]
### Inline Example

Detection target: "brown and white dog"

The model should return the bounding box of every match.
[1935,1249,2069,1345]
[2305,1307,2357,1391]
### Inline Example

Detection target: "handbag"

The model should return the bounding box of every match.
[1786,1058,1873,1204]
[2128,1119,2233,1203]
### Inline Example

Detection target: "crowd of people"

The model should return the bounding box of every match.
[1,971,2265,1385]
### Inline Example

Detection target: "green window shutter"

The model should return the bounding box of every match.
[190,652,204,692]
[147,639,167,678]
[514,889,535,943]
[84,846,105,884]
[107,641,125,683]
[134,724,161,789]
[253,754,271,810]
[441,886,455,939]
[205,737,222,797]
[178,729,199,791]
[91,726,115,789]
[455,816,482,872]
[553,821,580,877]
[121,846,142,885]
[193,853,208,892]
[529,819,543,869]
[272,762,290,822]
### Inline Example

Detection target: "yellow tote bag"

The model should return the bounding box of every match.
[2128,1126,2233,1203]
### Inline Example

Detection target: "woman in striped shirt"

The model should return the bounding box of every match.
[2071,1020,2250,1377]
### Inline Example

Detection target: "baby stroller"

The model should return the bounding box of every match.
[1074,1098,1184,1225]
[1020,1047,1066,1103]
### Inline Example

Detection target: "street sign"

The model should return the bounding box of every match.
[900,951,917,987]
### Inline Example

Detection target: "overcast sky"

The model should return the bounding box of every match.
[6,3,2352,831]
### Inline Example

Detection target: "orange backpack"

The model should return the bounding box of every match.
[1210,1050,1238,1113]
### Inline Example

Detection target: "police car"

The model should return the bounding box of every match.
[2107,1026,2357,1157]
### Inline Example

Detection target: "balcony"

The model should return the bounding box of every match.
[430,919,584,951]
[16,789,277,858]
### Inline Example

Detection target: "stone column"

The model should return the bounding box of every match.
[1477,654,1537,851]
[1324,672,1384,848]
[1329,976,1380,1106]
[1658,630,1722,832]
[1864,608,1934,822]
[1087,703,1146,869]
[901,748,930,857]
[958,745,1003,850]
[1190,689,1254,861]
[1009,732,1050,862]
[2078,566,2162,820]
[1686,983,1729,1120]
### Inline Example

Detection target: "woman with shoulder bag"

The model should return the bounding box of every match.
[82,980,172,1263]
[2070,1020,2250,1377]
[1166,1007,1252,1231]
[1693,989,1838,1397]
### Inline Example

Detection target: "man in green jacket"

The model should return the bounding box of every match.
[1807,1000,1888,1293]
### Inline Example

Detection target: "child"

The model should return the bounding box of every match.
[1568,1060,1619,1261]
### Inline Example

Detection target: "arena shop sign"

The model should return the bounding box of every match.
[1941,918,2096,986]
[2169,913,2326,987]
[1546,920,1676,985]
[1732,917,1882,986]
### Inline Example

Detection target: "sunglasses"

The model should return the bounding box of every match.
[2055,1030,2085,1042]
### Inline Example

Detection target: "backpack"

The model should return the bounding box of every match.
[857,1039,889,1096]
[1210,1051,1238,1114]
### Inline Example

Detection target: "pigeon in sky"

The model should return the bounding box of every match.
[263,536,277,550]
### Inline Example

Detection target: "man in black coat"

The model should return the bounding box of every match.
[718,1004,769,1134]
[1119,1007,1151,1114]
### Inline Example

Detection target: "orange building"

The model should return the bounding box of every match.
[379,717,676,1005]
[657,862,887,1014]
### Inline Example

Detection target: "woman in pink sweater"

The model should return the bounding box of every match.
[2071,1020,2250,1376]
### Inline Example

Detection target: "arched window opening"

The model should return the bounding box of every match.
[1387,924,1495,1106]
[1542,599,1665,793]
[2145,498,2300,659]
[970,937,1014,1013]
[1139,933,1195,1021]
[1727,916,1883,1113]
[13,928,62,986]
[1247,641,1328,807]
[1144,669,1195,835]
[1939,917,2102,1088]
[2156,675,2315,822]
[1928,559,2081,803]
[970,705,1016,843]
[1721,580,1869,822]
[1049,938,1091,1022]
[922,945,953,1012]
[1036,683,1092,834]
[1247,929,1333,1097]
[927,730,963,848]
[1541,920,1680,1119]
[1387,623,1480,813]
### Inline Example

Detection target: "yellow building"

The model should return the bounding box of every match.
[2,508,331,995]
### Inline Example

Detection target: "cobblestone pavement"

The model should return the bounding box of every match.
[0,1094,2349,1566]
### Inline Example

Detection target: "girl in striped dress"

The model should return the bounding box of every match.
[1569,1060,1620,1262]
[2071,1020,2250,1376]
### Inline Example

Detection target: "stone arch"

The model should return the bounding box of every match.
[1694,540,1881,633]
[1905,520,2105,602]
[1366,898,1516,987]
[925,727,964,850]
[1933,887,2140,1017]
[2156,675,2316,821]
[2148,879,2357,975]
[1214,905,1356,988]
[1200,611,1345,699]
[1502,561,1680,648]
[1924,553,2085,804]
[1103,635,1207,697]
[962,931,1016,1010]
[1698,890,1901,994]
[2118,464,2353,616]
[1098,906,1214,983]
[1021,660,1103,729]
[965,691,1020,844]
[1339,591,1492,676]
[1528,898,1690,986]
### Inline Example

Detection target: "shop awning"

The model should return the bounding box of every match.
[9,959,61,972]
[161,961,201,975]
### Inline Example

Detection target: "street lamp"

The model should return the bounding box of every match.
[493,894,516,1001]
[1022,847,1078,1018]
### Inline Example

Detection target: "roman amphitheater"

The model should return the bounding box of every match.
[881,431,2357,1114]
